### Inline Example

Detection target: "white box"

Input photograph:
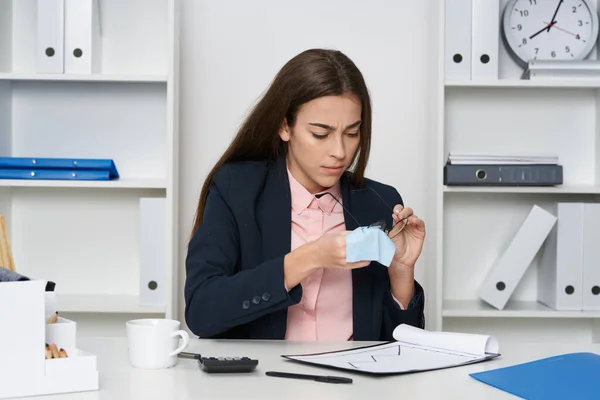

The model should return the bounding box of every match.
[64,0,102,74]
[582,203,600,310]
[0,281,98,399]
[0,280,46,381]
[445,0,472,80]
[471,0,499,79]
[36,0,65,73]
[479,205,557,310]
[46,317,77,358]
[538,203,584,311]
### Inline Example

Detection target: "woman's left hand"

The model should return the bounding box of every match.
[388,205,426,270]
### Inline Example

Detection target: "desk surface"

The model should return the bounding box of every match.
[38,337,600,400]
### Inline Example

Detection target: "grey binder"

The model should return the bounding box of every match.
[444,164,563,186]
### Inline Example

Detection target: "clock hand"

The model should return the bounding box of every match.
[543,21,579,38]
[530,22,555,39]
[547,0,564,32]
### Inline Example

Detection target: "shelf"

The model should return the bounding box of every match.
[443,185,600,194]
[0,178,167,189]
[56,294,165,314]
[0,73,168,83]
[445,79,600,89]
[443,300,600,319]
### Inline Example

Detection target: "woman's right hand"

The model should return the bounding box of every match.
[283,231,370,290]
[313,231,371,270]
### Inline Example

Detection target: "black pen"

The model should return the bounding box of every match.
[265,371,352,384]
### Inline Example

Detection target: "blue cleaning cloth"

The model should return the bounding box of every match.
[345,226,396,267]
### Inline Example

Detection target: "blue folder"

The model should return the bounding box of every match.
[0,169,116,181]
[0,157,119,181]
[470,352,600,400]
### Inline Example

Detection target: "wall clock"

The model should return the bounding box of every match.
[502,0,600,67]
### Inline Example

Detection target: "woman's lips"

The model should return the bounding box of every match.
[322,166,344,174]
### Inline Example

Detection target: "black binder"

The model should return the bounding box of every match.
[444,163,563,186]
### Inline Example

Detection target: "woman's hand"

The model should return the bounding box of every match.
[283,231,369,290]
[314,231,371,270]
[388,205,426,271]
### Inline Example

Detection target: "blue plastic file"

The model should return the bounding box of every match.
[470,352,600,400]
[0,169,115,181]
[0,157,119,181]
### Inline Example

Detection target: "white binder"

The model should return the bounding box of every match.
[538,203,584,311]
[582,203,600,310]
[36,0,65,74]
[479,205,557,310]
[64,0,102,74]
[445,0,472,80]
[471,0,499,79]
[139,198,166,307]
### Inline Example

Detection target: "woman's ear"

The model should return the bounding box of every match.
[278,119,291,142]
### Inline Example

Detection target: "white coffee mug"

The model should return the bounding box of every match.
[126,318,190,369]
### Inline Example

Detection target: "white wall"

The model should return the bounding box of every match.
[178,0,437,332]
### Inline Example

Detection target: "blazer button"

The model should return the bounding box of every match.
[242,300,250,309]
[262,292,271,301]
[252,296,261,305]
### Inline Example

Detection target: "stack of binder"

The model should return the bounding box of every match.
[444,152,563,186]
[522,60,600,81]
[445,0,500,81]
[0,157,119,181]
[36,0,102,74]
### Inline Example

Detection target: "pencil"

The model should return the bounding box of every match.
[45,344,52,359]
[49,343,59,359]
[0,215,15,272]
[47,312,58,324]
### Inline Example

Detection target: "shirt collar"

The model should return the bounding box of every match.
[287,168,342,215]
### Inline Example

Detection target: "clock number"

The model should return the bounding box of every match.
[551,50,556,58]
[579,20,583,26]
[517,24,523,31]
[520,10,529,17]
[535,47,539,54]
[529,0,536,4]
[522,38,527,45]
[566,46,571,53]
[573,6,577,12]
[577,34,581,39]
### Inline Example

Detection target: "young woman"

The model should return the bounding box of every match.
[184,48,426,341]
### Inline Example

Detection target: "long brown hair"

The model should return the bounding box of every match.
[191,48,373,236]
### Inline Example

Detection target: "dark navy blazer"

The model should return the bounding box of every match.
[184,155,425,341]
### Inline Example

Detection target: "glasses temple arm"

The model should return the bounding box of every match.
[314,192,362,228]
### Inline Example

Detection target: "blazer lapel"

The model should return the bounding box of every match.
[257,156,292,339]
[340,174,375,341]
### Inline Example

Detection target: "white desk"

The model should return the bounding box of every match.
[34,337,600,400]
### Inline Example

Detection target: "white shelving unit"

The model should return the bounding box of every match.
[432,0,600,343]
[0,0,180,333]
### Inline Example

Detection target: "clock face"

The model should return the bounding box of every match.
[502,0,599,66]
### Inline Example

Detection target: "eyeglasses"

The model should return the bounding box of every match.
[315,188,409,239]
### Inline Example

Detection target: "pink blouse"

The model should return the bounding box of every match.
[284,169,404,341]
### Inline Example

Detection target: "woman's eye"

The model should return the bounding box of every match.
[347,131,359,137]
[312,133,328,139]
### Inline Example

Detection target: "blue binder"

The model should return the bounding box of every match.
[0,157,119,181]
[470,352,600,400]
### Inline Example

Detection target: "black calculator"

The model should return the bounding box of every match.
[178,352,258,373]
[198,356,259,373]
